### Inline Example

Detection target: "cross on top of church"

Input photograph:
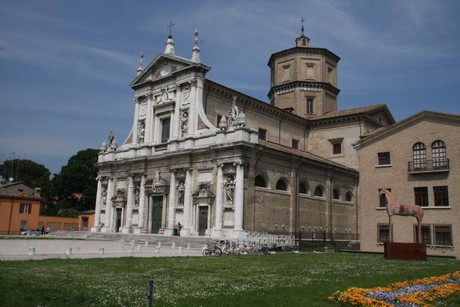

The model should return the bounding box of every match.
[167,21,175,38]
[300,17,305,36]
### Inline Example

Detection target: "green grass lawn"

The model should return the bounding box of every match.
[1,253,459,306]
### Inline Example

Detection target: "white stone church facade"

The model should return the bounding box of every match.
[92,28,394,239]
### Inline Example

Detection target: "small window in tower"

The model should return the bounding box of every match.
[329,138,343,155]
[327,66,334,84]
[282,64,291,82]
[306,64,314,79]
[306,97,314,115]
[292,139,299,149]
[258,128,267,141]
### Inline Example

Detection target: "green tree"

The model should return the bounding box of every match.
[0,159,51,188]
[51,148,99,214]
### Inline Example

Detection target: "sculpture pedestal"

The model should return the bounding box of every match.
[384,242,427,261]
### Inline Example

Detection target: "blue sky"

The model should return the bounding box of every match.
[1,0,459,175]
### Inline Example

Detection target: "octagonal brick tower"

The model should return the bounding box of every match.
[267,26,340,118]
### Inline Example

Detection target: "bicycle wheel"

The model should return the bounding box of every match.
[214,247,222,256]
[203,248,210,256]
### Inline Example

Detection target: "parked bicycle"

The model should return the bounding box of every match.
[202,241,222,256]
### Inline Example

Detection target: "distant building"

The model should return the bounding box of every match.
[93,27,393,239]
[0,181,94,234]
[355,111,460,259]
[0,182,42,235]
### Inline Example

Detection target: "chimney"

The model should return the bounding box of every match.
[34,188,41,198]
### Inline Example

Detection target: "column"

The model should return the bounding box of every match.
[172,88,181,140]
[135,174,147,234]
[188,81,197,135]
[212,164,224,237]
[233,162,244,237]
[132,97,140,143]
[102,178,114,233]
[91,177,103,232]
[145,94,153,144]
[181,169,192,236]
[164,171,176,236]
[123,176,134,233]
[325,169,333,238]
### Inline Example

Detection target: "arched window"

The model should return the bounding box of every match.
[314,185,324,197]
[299,183,308,194]
[276,179,287,191]
[413,142,427,169]
[432,140,447,168]
[333,189,340,200]
[345,191,353,202]
[254,175,267,188]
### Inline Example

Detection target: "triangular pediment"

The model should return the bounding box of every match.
[131,53,207,88]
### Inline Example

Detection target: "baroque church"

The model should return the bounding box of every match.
[92,26,394,239]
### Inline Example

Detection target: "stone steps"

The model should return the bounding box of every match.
[48,231,213,250]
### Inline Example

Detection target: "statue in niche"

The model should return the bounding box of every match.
[101,186,107,208]
[180,110,189,136]
[138,120,145,143]
[178,181,185,206]
[159,87,169,104]
[225,177,235,204]
[134,185,140,208]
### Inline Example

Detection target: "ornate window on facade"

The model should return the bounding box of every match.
[276,179,288,191]
[377,223,390,243]
[160,117,171,143]
[412,142,427,169]
[306,63,314,79]
[414,225,431,244]
[19,203,31,214]
[333,189,340,200]
[379,188,391,207]
[254,175,267,188]
[434,224,452,245]
[298,182,308,195]
[414,187,428,207]
[314,185,324,197]
[306,97,314,115]
[258,128,267,141]
[378,152,391,165]
[345,191,353,202]
[433,186,449,207]
[432,140,447,168]
[282,64,291,82]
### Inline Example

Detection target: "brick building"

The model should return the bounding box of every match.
[355,111,460,258]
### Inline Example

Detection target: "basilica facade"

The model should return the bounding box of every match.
[92,28,393,239]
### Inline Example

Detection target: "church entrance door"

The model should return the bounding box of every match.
[151,196,163,234]
[115,208,122,232]
[198,206,208,236]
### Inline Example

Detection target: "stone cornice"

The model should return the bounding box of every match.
[268,47,340,68]
[268,81,340,99]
